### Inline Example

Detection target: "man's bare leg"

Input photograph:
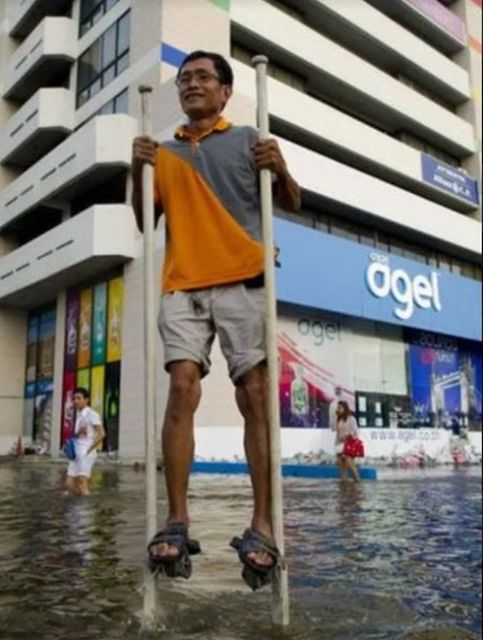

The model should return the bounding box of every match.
[64,475,76,494]
[77,476,90,496]
[151,361,201,559]
[236,363,274,568]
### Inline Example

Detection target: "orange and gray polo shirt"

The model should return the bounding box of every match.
[153,117,264,293]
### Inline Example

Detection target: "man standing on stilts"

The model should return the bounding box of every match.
[131,51,300,589]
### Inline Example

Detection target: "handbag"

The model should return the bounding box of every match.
[342,435,365,458]
[63,437,77,461]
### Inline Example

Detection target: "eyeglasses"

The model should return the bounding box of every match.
[175,70,221,88]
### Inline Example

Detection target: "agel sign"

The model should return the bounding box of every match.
[366,253,442,321]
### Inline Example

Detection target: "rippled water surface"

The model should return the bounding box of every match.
[0,462,481,640]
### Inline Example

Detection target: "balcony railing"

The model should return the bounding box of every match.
[1,114,138,231]
[8,0,73,38]
[0,88,75,167]
[0,205,139,308]
[367,0,467,55]
[3,17,76,102]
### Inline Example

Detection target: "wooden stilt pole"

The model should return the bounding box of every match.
[138,85,160,630]
[251,56,290,628]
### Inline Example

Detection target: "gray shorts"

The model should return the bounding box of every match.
[158,283,267,383]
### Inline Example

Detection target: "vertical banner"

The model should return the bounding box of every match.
[107,277,123,362]
[92,283,108,366]
[38,310,56,381]
[61,372,76,444]
[77,368,90,391]
[34,379,53,451]
[91,365,105,422]
[24,382,36,438]
[78,288,93,369]
[26,315,39,383]
[104,361,121,451]
[65,291,80,372]
[277,315,355,428]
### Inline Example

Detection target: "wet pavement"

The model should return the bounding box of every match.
[0,461,481,640]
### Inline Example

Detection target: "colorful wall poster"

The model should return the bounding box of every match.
[65,291,80,372]
[61,372,76,444]
[277,314,355,428]
[408,330,482,429]
[37,310,56,381]
[77,368,90,391]
[24,382,36,438]
[61,277,124,452]
[26,315,39,383]
[92,283,107,366]
[78,289,93,369]
[91,365,105,421]
[107,277,123,362]
[33,379,54,451]
[104,361,121,451]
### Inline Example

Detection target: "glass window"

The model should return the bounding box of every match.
[331,218,359,242]
[92,3,104,26]
[114,89,128,113]
[80,0,98,22]
[117,11,131,55]
[77,88,89,107]
[102,64,116,87]
[78,40,101,91]
[359,229,375,247]
[116,52,129,75]
[102,23,117,67]
[99,100,114,115]
[77,10,130,107]
[79,0,120,37]
[438,255,452,272]
[89,78,102,98]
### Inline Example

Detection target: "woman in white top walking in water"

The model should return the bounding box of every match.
[332,400,361,483]
[64,388,106,496]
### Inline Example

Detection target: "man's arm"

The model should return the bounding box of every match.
[253,139,301,212]
[87,424,106,455]
[131,136,163,232]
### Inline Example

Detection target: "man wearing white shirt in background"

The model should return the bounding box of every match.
[64,388,106,496]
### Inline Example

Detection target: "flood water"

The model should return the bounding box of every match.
[0,462,481,640]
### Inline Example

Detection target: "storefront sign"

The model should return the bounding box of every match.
[421,154,479,206]
[366,252,442,320]
[275,219,482,341]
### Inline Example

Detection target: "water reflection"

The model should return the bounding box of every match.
[0,463,481,640]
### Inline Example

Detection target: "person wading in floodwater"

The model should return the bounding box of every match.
[131,50,300,590]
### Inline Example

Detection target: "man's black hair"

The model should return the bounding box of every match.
[74,387,90,400]
[177,50,234,86]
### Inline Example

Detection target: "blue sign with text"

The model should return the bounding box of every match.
[421,154,479,206]
[275,219,481,342]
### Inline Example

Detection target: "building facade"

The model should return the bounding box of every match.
[0,0,481,461]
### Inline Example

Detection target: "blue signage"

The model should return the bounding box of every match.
[275,219,482,342]
[160,43,186,68]
[421,154,479,206]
